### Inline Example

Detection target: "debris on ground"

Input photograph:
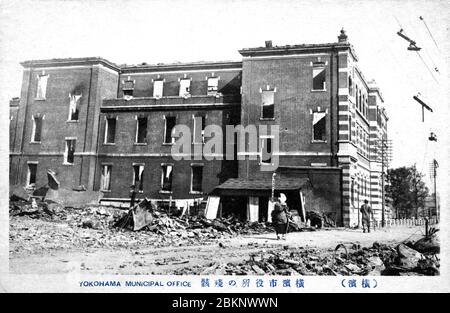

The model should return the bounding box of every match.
[305,211,336,228]
[172,238,439,276]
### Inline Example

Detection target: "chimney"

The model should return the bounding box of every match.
[338,28,348,43]
[265,40,273,48]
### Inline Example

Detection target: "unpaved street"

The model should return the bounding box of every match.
[10,214,426,275]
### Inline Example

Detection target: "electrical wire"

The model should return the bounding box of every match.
[394,14,439,85]
[419,16,440,52]
[415,51,439,84]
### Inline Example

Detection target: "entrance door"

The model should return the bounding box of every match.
[258,196,268,222]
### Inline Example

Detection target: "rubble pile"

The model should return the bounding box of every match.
[10,196,276,255]
[117,209,275,239]
[305,211,336,228]
[173,239,439,276]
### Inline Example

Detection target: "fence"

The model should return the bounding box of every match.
[371,217,438,228]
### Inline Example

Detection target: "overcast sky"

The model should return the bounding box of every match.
[0,0,448,192]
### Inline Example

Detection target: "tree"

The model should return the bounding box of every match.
[386,165,429,219]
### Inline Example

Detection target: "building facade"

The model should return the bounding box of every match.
[9,30,388,226]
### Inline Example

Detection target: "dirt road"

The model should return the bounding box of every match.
[10,216,425,275]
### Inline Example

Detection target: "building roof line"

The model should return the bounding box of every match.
[20,57,121,72]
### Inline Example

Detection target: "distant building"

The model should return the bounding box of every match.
[9,30,388,226]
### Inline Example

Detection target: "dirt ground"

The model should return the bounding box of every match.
[9,215,426,275]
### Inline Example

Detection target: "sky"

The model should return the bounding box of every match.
[0,0,449,193]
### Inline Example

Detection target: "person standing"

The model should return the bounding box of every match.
[271,193,290,240]
[360,199,374,233]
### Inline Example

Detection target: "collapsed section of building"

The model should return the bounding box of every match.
[9,29,389,227]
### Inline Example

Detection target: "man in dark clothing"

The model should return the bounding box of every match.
[129,184,137,209]
[271,193,290,240]
[360,199,373,233]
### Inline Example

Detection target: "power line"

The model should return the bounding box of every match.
[415,51,439,84]
[393,14,439,85]
[419,16,440,52]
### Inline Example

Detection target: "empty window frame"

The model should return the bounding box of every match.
[68,94,81,121]
[153,80,164,98]
[100,165,112,191]
[135,117,148,143]
[123,80,134,97]
[261,90,275,119]
[133,164,144,192]
[312,111,327,141]
[191,165,203,193]
[104,117,116,144]
[260,136,273,164]
[161,164,173,192]
[36,75,48,99]
[348,76,353,96]
[207,77,219,95]
[193,115,206,144]
[31,115,42,142]
[179,79,191,97]
[164,116,176,144]
[27,163,37,186]
[64,139,76,164]
[312,63,326,91]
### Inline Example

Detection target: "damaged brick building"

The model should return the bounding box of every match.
[9,29,388,227]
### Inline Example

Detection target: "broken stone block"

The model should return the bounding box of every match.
[45,188,103,208]
[344,263,362,273]
[396,243,424,270]
[251,264,265,275]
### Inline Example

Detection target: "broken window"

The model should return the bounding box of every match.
[153,80,164,98]
[312,63,326,90]
[100,165,112,191]
[105,117,116,144]
[64,139,76,164]
[27,163,37,186]
[68,94,81,121]
[191,165,203,193]
[133,164,144,192]
[164,116,176,144]
[207,77,219,95]
[36,75,48,99]
[161,164,173,192]
[193,115,206,144]
[260,137,273,164]
[312,111,327,141]
[136,117,147,143]
[123,80,134,97]
[179,79,191,97]
[261,90,275,119]
[31,115,42,142]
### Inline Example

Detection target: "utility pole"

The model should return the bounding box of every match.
[380,138,392,227]
[433,159,439,222]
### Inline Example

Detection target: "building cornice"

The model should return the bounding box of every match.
[239,42,359,61]
[20,57,121,72]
